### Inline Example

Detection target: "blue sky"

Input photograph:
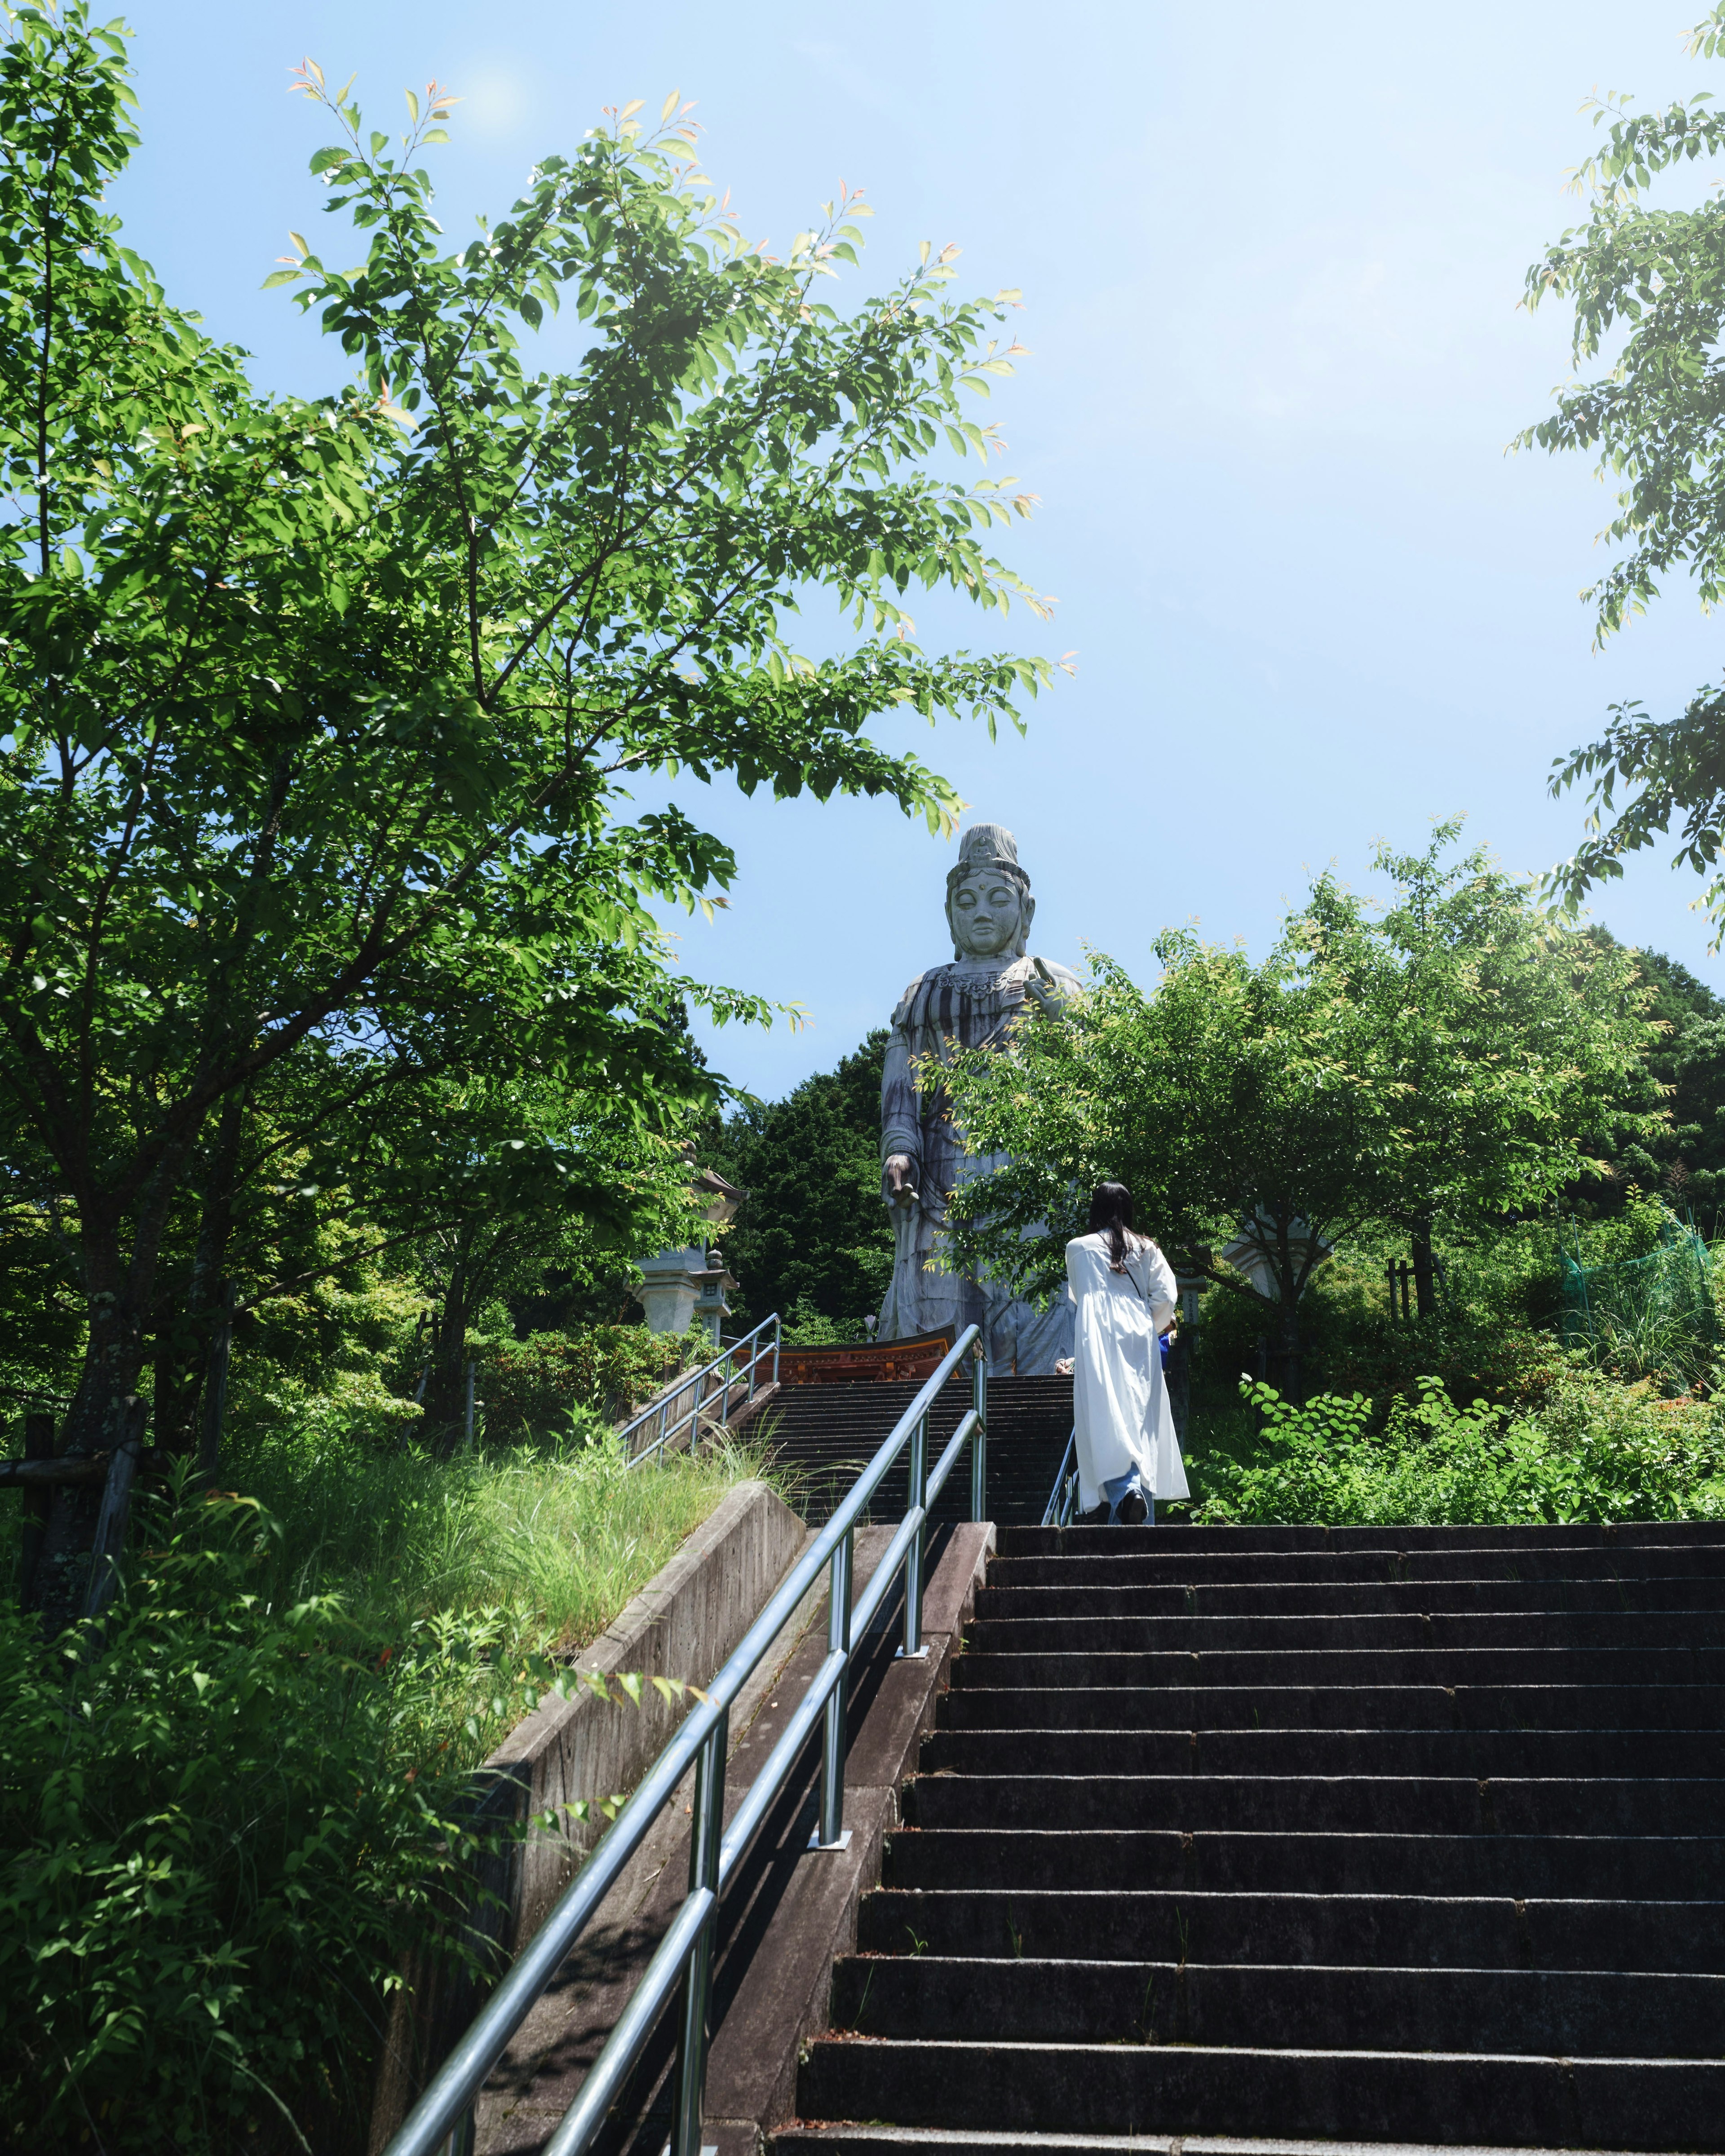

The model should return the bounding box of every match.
[120,0,1725,1098]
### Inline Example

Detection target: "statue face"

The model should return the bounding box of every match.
[948,871,1034,960]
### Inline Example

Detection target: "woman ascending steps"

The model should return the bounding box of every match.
[1060,1181,1189,1524]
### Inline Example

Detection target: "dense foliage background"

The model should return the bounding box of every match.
[703,1032,896,1342]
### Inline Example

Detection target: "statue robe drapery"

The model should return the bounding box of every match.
[877,952,1080,1375]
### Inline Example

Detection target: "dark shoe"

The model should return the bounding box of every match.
[1116,1493,1149,1525]
[1077,1502,1109,1525]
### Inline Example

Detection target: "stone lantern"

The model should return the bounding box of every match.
[634,1168,743,1346]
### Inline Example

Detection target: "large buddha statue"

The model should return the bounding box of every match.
[878,822,1079,1374]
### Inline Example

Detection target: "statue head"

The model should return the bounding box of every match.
[945,822,1035,961]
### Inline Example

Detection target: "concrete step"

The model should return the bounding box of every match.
[936,1682,1725,1731]
[963,1609,1725,1650]
[880,1828,1725,1900]
[947,1646,1725,1688]
[904,1773,1725,1836]
[795,2038,1725,2148]
[826,1955,1725,2055]
[967,1577,1725,1615]
[915,1727,1725,1778]
[778,2131,1677,2156]
[765,1375,1070,1524]
[984,1549,1725,1586]
[779,1523,1725,2153]
[997,1521,1725,1553]
[854,1887,1725,1971]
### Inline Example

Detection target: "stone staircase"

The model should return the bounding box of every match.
[778,1520,1725,2153]
[759,1375,1072,1527]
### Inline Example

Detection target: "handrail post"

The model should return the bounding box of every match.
[814,1528,853,1847]
[969,1341,988,1523]
[771,1312,781,1388]
[379,1320,979,2156]
[668,1705,729,2156]
[903,1408,928,1657]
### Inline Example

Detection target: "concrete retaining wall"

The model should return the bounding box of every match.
[483,1476,805,1953]
[368,1477,806,2151]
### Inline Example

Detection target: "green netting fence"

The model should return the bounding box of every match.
[1560,1212,1718,1371]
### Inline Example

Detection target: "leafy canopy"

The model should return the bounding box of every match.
[0,7,1057,1449]
[702,1030,894,1338]
[1522,4,1725,932]
[934,827,1658,1332]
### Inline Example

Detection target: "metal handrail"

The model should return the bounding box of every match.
[620,1312,782,1469]
[1041,1429,1163,1528]
[1041,1426,1078,1527]
[383,1321,988,2156]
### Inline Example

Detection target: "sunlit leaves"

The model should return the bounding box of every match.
[1523,9,1725,930]
[0,6,1052,1447]
[936,827,1658,1338]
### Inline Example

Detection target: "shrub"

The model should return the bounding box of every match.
[1191,1370,1725,1526]
[477,1325,709,1442]
[1191,1221,1588,1413]
[0,1490,526,2155]
[781,1299,871,1347]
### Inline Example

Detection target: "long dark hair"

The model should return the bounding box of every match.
[1088,1182,1139,1272]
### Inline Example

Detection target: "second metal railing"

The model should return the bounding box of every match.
[1042,1426,1078,1526]
[384,1322,988,2156]
[620,1312,781,1469]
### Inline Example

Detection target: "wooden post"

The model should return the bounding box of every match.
[1411,1224,1438,1320]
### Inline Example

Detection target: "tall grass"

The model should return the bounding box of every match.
[226,1420,770,1667]
[1,1415,774,2156]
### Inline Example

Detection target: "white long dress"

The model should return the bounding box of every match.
[1066,1232,1190,1511]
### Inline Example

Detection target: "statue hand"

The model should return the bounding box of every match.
[1026,957,1069,1018]
[883,1153,919,1207]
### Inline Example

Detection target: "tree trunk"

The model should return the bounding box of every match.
[84,1397,149,1621]
[1277,1303,1302,1402]
[198,1281,235,1487]
[1273,1216,1303,1400]
[151,1087,248,1456]
[1411,1220,1438,1320]
[422,1258,472,1456]
[24,1220,152,1630]
[16,1413,54,1605]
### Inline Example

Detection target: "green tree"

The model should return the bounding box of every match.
[703,1032,894,1338]
[358,1069,699,1445]
[1522,4,1725,930]
[936,831,1657,1391]
[1585,934,1725,1217]
[0,12,1056,1617]
[1303,826,1662,1315]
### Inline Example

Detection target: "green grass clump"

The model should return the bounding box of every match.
[226,1421,767,1714]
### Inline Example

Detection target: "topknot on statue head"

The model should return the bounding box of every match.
[945,821,1035,961]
